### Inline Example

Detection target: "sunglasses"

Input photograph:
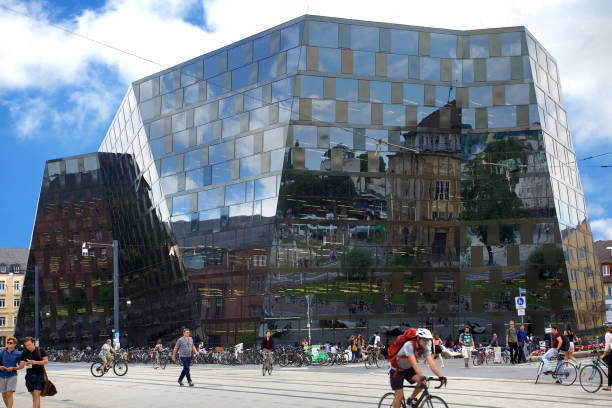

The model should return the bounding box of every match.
[7,342,14,344]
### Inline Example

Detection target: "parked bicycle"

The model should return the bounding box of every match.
[378,377,447,408]
[535,352,576,386]
[91,356,128,377]
[473,346,493,366]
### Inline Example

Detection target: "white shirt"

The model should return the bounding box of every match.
[372,335,381,347]
[605,332,612,352]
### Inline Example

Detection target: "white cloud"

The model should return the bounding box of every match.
[590,218,612,241]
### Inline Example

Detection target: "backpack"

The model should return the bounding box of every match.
[388,328,421,370]
[560,334,570,352]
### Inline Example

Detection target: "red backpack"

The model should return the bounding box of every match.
[388,328,422,370]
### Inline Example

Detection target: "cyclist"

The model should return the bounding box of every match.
[368,330,383,359]
[260,331,275,369]
[459,327,475,368]
[389,328,446,408]
[99,339,115,372]
[601,321,612,391]
[153,339,163,368]
[541,325,568,382]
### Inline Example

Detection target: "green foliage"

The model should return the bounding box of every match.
[340,246,373,269]
[238,331,256,348]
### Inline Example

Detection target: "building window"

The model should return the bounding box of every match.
[252,255,267,267]
[435,181,450,200]
[13,281,20,293]
[608,285,612,296]
[13,299,20,308]
[0,299,4,308]
[603,265,610,276]
[0,282,5,294]
[10,264,20,273]
[0,317,5,327]
[0,265,6,273]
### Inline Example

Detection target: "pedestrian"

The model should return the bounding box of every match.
[0,337,24,408]
[19,337,48,408]
[489,333,499,347]
[459,327,474,368]
[356,335,364,362]
[601,321,612,391]
[171,328,199,387]
[563,323,580,368]
[506,320,519,364]
[517,324,528,363]
[432,332,444,367]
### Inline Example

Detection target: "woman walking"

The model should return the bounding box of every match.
[563,323,580,368]
[600,321,612,391]
[432,332,445,367]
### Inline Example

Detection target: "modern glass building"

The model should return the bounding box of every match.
[17,15,605,347]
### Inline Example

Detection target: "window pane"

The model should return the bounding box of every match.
[501,32,521,56]
[350,25,379,51]
[403,84,424,105]
[250,106,269,130]
[305,149,324,170]
[172,194,191,215]
[183,82,200,107]
[212,162,231,184]
[272,77,294,102]
[181,63,198,87]
[161,92,179,114]
[387,54,409,79]
[161,155,177,176]
[462,108,475,129]
[309,21,338,47]
[150,138,166,158]
[194,104,212,126]
[418,106,437,123]
[383,105,405,126]
[150,118,165,140]
[198,188,218,210]
[430,33,456,58]
[318,47,341,73]
[390,30,418,55]
[486,57,511,81]
[186,168,203,190]
[161,175,178,194]
[244,87,262,111]
[336,78,358,101]
[370,81,391,103]
[312,100,335,122]
[240,155,261,178]
[264,127,285,151]
[225,182,246,205]
[204,54,223,79]
[254,34,272,61]
[470,35,489,58]
[353,52,375,76]
[160,71,175,94]
[173,130,190,152]
[207,74,225,98]
[435,86,455,107]
[462,60,474,83]
[469,86,492,107]
[348,102,371,124]
[222,116,241,138]
[488,106,516,128]
[505,83,530,105]
[293,125,317,147]
[258,55,277,82]
[300,76,324,98]
[184,149,200,171]
[235,134,254,158]
[281,23,301,51]
[420,57,440,81]
[232,65,251,91]
[228,43,247,70]
[219,96,235,119]
[270,148,285,171]
[209,142,227,164]
[255,176,277,200]
[197,123,215,145]
[330,127,353,149]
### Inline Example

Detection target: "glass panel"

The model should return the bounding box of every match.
[468,86,492,107]
[225,182,246,205]
[305,149,324,170]
[172,194,191,215]
[160,71,175,94]
[435,86,455,107]
[173,130,190,152]
[161,92,178,114]
[212,162,231,184]
[486,57,511,81]
[186,168,203,190]
[501,32,521,56]
[505,83,530,105]
[184,149,200,171]
[263,127,285,151]
[350,25,379,51]
[222,116,241,138]
[194,104,212,126]
[254,34,272,61]
[207,74,225,98]
[204,54,222,79]
[470,35,489,58]
[529,104,540,126]
[403,84,424,105]
[370,81,391,103]
[293,125,317,147]
[318,47,341,73]
[232,65,251,91]
[365,129,387,151]
[161,175,178,194]
[172,111,186,133]
[272,77,294,102]
[383,105,405,126]
[287,47,300,73]
[353,51,375,76]
[181,63,198,87]
[240,155,261,178]
[281,23,300,51]
[235,134,254,158]
[228,43,247,70]
[244,87,262,111]
[417,106,437,123]
[250,106,269,130]
[309,21,338,47]
[336,78,358,101]
[390,30,418,55]
[209,142,227,164]
[420,57,440,81]
[150,138,166,158]
[150,118,165,139]
[258,55,277,82]
[300,76,324,98]
[139,79,154,101]
[488,106,516,128]
[183,82,200,107]
[255,176,277,200]
[198,188,218,210]
[330,127,353,148]
[161,155,177,176]
[387,54,409,79]
[197,123,215,145]
[270,148,285,171]
[348,102,371,124]
[462,108,475,129]
[312,100,335,122]
[219,96,235,119]
[462,60,474,83]
[430,33,456,58]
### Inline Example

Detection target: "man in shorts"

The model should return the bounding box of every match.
[19,337,48,408]
[99,339,115,372]
[459,327,474,368]
[390,328,446,408]
[0,337,24,408]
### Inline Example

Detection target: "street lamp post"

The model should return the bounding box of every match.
[35,265,39,346]
[305,294,313,347]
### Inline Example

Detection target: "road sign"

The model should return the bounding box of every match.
[517,309,525,316]
[519,287,526,295]
[514,296,526,309]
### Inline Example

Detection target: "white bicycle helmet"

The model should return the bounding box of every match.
[416,328,433,340]
[604,321,612,328]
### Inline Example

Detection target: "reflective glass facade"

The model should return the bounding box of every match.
[18,16,605,347]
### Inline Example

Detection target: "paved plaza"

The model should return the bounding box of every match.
[11,359,612,407]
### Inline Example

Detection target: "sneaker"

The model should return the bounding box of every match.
[189,382,194,387]
[408,398,419,408]
[178,381,184,386]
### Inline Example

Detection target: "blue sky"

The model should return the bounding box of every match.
[1,0,611,248]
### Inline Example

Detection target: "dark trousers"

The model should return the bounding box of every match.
[178,357,192,383]
[509,342,519,363]
[517,343,526,363]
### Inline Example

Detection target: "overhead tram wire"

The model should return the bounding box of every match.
[1,4,417,154]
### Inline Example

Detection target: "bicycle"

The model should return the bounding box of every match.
[534,351,576,386]
[262,350,273,376]
[91,356,128,377]
[365,346,384,369]
[579,338,609,393]
[378,377,447,408]
[152,349,168,370]
[472,346,493,366]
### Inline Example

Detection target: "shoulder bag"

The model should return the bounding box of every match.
[37,348,57,397]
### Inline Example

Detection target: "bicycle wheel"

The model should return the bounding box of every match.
[579,364,602,393]
[160,358,167,370]
[277,353,289,367]
[90,362,104,377]
[472,356,480,366]
[113,361,128,376]
[423,395,449,408]
[365,356,373,369]
[485,353,493,365]
[557,361,577,386]
[378,392,406,408]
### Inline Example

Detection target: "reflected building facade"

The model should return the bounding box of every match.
[18,16,604,347]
